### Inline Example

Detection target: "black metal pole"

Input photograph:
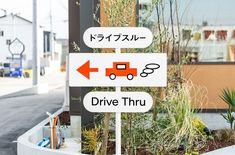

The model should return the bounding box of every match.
[69,0,81,116]
[69,0,98,153]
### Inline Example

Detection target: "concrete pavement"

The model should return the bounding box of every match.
[0,87,64,155]
[0,70,66,97]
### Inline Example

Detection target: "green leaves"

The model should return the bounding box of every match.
[220,89,235,129]
[81,127,100,154]
[220,89,235,110]
[221,109,235,129]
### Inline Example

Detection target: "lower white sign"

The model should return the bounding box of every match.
[83,92,153,113]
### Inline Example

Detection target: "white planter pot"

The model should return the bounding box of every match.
[17,109,87,155]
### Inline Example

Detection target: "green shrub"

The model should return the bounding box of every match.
[220,89,235,110]
[220,89,235,129]
[127,83,207,154]
[82,127,100,154]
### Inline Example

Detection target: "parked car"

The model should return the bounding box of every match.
[23,67,45,78]
[0,63,4,77]
[10,63,23,78]
[3,63,10,77]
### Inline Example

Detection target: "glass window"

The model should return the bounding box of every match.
[232,30,235,38]
[204,30,215,40]
[6,39,11,45]
[216,30,227,41]
[0,31,4,37]
[0,31,3,36]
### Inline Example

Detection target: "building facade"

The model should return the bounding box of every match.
[0,13,44,68]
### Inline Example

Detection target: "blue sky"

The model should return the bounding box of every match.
[1,0,235,38]
[178,0,235,25]
[0,0,68,39]
[149,0,235,26]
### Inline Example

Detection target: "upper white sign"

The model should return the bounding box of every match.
[83,27,153,48]
[69,53,167,87]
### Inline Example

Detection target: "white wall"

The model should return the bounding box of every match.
[0,14,43,68]
[139,0,152,5]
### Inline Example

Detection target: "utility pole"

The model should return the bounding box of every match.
[32,0,39,86]
[12,14,15,40]
[49,0,54,60]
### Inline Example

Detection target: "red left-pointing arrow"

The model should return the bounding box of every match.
[76,60,99,80]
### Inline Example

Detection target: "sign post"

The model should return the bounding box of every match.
[69,27,167,154]
[8,38,25,77]
[115,48,121,155]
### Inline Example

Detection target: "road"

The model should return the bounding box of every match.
[0,87,64,155]
[0,71,65,96]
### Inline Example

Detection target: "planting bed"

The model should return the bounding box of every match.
[58,112,235,154]
[18,110,235,155]
[104,130,235,155]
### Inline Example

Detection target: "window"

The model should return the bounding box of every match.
[0,31,3,37]
[182,29,192,40]
[116,64,126,70]
[6,39,11,45]
[232,30,235,38]
[139,4,148,10]
[216,30,227,41]
[43,31,50,52]
[204,30,215,40]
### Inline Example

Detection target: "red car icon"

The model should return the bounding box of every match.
[106,62,137,80]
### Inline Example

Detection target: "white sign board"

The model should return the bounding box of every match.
[69,53,167,87]
[83,27,153,48]
[84,92,153,113]
[9,38,25,54]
